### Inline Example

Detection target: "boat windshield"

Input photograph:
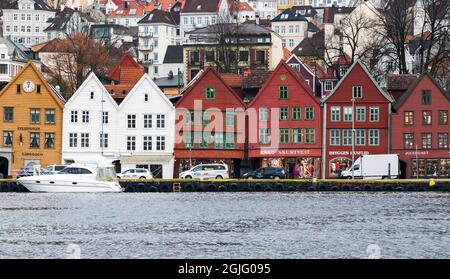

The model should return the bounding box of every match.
[96,167,117,182]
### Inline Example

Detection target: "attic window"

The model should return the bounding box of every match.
[129,9,136,15]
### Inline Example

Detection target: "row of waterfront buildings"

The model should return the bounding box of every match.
[1,54,449,179]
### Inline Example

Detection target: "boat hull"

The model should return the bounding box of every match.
[17,176,123,193]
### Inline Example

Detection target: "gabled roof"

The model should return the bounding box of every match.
[119,73,174,109]
[0,61,65,107]
[321,60,394,103]
[176,67,246,107]
[271,7,308,22]
[323,6,354,24]
[65,72,118,109]
[44,7,95,32]
[108,1,147,17]
[248,60,319,108]
[286,54,315,77]
[2,0,54,11]
[107,52,142,81]
[138,9,180,25]
[181,0,222,13]
[393,72,450,110]
[163,45,183,64]
[292,30,324,58]
[235,2,254,12]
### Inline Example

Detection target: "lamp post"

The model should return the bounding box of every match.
[415,144,419,179]
[351,97,355,180]
[101,96,105,157]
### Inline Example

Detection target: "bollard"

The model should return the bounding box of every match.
[429,178,435,187]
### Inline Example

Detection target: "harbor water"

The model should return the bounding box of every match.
[0,192,449,258]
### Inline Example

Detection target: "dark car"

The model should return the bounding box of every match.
[242,167,286,179]
[16,167,52,178]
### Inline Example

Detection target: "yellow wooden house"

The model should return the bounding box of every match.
[0,61,65,178]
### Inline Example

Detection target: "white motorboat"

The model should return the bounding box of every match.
[17,163,123,193]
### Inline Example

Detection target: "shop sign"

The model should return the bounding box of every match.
[328,151,369,156]
[404,151,429,156]
[17,127,40,131]
[259,149,320,156]
[22,152,43,157]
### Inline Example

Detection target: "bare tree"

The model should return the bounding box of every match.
[46,0,69,9]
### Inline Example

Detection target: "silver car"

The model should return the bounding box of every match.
[180,164,229,180]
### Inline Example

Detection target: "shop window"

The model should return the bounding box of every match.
[329,157,352,177]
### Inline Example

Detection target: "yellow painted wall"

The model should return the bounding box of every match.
[0,62,64,177]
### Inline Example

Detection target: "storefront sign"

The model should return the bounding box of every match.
[328,151,369,156]
[252,149,321,157]
[405,151,429,156]
[22,152,43,157]
[17,127,40,131]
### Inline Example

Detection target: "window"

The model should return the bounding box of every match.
[35,14,39,21]
[69,133,77,147]
[369,129,380,146]
[342,129,352,146]
[439,110,448,125]
[128,114,136,128]
[330,129,340,146]
[304,129,315,144]
[16,84,21,94]
[143,136,152,151]
[156,114,165,128]
[239,51,248,62]
[4,107,13,122]
[82,111,89,123]
[202,111,210,126]
[421,133,432,149]
[45,109,55,124]
[30,108,40,124]
[280,129,290,144]
[279,86,288,99]
[352,86,362,99]
[102,111,108,124]
[404,133,414,149]
[324,81,333,91]
[184,132,194,148]
[280,107,288,120]
[438,133,448,149]
[197,131,209,148]
[356,107,366,122]
[30,133,40,148]
[369,107,379,122]
[226,111,235,126]
[305,107,314,120]
[156,136,165,150]
[71,111,78,123]
[90,92,94,99]
[36,85,41,94]
[184,111,194,125]
[206,51,215,62]
[42,133,54,149]
[343,107,353,122]
[404,111,414,125]
[259,108,268,122]
[422,90,431,105]
[225,132,235,148]
[144,114,152,128]
[292,129,302,143]
[80,133,89,148]
[330,107,340,121]
[214,133,224,149]
[422,111,432,125]
[205,87,215,99]
[259,128,270,144]
[292,107,301,120]
[355,129,365,146]
[3,131,13,147]
[100,133,108,148]
[127,136,136,151]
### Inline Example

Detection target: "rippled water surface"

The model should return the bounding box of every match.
[0,192,449,258]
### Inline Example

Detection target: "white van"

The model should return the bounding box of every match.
[180,164,229,180]
[340,154,400,179]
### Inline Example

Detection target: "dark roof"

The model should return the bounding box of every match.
[2,0,54,11]
[138,9,180,25]
[386,74,418,91]
[307,21,320,32]
[243,19,271,27]
[154,75,183,87]
[271,7,308,22]
[323,6,354,24]
[242,69,272,89]
[292,30,324,58]
[44,8,95,32]
[182,0,222,13]
[163,45,183,64]
[188,23,272,35]
[393,72,450,110]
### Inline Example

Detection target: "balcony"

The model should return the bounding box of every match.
[138,45,154,51]
[138,32,153,38]
[138,59,154,65]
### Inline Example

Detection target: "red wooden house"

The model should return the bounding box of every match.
[321,60,394,178]
[247,60,322,178]
[391,73,450,178]
[174,67,246,177]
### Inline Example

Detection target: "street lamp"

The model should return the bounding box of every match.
[101,96,106,157]
[351,97,355,180]
[415,144,419,179]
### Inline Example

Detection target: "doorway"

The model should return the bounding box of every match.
[0,156,8,178]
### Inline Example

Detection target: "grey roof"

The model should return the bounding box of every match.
[307,22,320,32]
[44,8,95,32]
[2,0,53,11]
[138,10,180,25]
[271,7,308,22]
[0,37,30,60]
[154,75,183,87]
[163,45,183,64]
[188,23,272,35]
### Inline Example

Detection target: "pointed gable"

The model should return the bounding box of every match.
[249,60,319,108]
[107,53,143,82]
[321,60,394,103]
[176,67,245,109]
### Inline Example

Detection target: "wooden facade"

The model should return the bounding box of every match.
[0,61,64,178]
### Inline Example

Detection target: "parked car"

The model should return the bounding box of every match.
[180,164,229,179]
[117,168,153,179]
[46,164,67,174]
[242,167,286,179]
[16,167,52,178]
